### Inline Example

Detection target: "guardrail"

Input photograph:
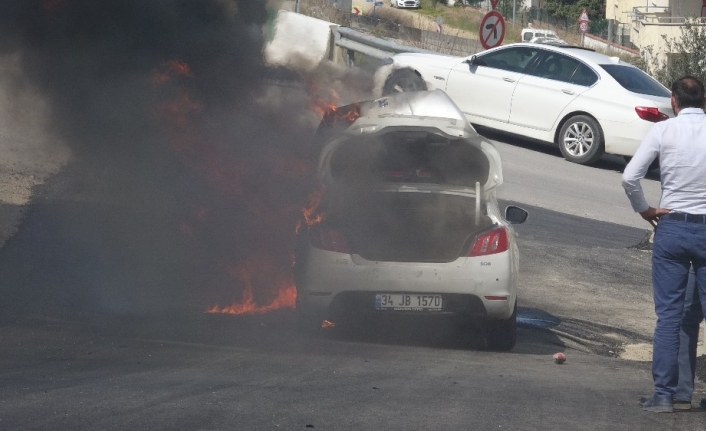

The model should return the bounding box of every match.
[332,26,437,61]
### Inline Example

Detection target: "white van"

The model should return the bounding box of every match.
[520,28,566,44]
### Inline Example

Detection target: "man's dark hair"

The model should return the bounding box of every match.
[671,76,705,109]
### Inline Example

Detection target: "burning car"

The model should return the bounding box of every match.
[294,90,527,351]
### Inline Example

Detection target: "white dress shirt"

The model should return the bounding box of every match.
[622,107,706,214]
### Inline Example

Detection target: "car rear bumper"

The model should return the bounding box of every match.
[601,117,654,157]
[296,247,516,321]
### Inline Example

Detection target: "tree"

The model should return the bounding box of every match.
[645,23,706,87]
[541,0,604,25]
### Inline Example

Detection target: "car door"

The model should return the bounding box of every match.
[445,46,542,124]
[508,52,598,131]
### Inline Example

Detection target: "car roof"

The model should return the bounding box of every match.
[498,42,629,67]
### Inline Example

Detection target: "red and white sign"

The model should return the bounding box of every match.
[578,8,589,33]
[479,11,505,49]
[490,0,499,10]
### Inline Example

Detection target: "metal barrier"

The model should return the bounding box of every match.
[332,26,436,60]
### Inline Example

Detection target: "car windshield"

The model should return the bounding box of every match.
[600,65,670,97]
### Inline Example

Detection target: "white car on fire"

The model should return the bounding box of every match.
[376,43,673,165]
[294,90,528,351]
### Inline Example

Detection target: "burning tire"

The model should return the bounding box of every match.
[382,68,427,95]
[486,303,517,351]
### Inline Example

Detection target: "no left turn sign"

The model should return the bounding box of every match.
[479,11,505,49]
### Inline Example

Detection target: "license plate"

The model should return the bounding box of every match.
[375,293,442,311]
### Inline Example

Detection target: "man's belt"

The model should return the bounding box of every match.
[660,212,706,224]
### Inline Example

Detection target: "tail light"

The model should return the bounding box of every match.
[469,226,508,257]
[635,107,669,123]
[309,226,350,253]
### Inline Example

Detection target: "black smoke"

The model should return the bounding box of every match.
[0,0,323,318]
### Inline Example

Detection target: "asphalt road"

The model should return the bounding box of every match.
[0,68,704,430]
[2,126,705,430]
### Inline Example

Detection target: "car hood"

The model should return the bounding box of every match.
[317,90,503,193]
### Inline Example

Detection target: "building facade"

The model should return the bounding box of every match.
[606,0,706,62]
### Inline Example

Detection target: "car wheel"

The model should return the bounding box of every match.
[558,115,605,165]
[381,68,428,95]
[486,303,516,351]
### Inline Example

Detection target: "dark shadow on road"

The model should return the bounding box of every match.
[30,308,570,357]
[475,126,661,181]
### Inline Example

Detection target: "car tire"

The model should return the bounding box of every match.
[558,115,605,165]
[486,303,516,351]
[381,68,428,95]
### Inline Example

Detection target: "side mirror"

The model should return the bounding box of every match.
[505,205,528,224]
[465,55,477,66]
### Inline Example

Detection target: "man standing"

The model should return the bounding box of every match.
[622,75,706,412]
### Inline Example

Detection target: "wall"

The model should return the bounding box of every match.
[582,33,639,56]
[263,10,338,71]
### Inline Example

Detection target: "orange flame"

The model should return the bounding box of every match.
[206,254,297,315]
[296,184,325,234]
[308,85,360,124]
[152,60,323,316]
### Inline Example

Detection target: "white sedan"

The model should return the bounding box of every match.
[376,43,672,165]
[294,90,528,351]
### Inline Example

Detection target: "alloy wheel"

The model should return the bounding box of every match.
[562,121,594,157]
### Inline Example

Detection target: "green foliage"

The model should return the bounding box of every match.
[588,18,607,35]
[644,23,706,87]
[498,0,513,20]
[542,0,604,23]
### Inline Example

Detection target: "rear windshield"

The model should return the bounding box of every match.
[329,131,490,188]
[600,65,670,97]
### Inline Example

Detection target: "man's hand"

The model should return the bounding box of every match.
[640,207,670,228]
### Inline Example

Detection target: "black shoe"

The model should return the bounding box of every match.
[640,395,674,413]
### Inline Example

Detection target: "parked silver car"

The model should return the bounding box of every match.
[294,90,528,351]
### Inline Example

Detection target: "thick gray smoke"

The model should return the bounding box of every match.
[0,0,331,318]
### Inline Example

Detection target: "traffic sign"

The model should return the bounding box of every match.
[490,0,499,10]
[479,11,505,49]
[579,21,588,32]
